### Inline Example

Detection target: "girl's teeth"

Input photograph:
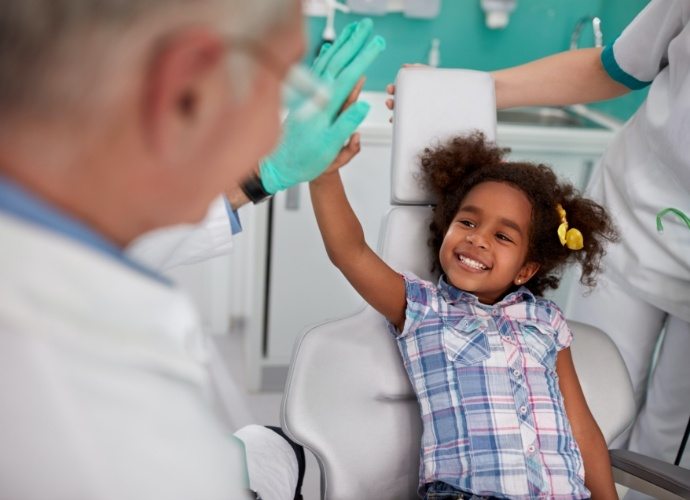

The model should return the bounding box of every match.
[460,255,487,270]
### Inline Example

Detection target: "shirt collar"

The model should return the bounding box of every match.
[437,274,536,307]
[0,174,170,285]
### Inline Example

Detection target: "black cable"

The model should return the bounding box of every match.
[674,415,690,466]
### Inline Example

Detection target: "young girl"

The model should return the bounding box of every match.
[310,131,620,499]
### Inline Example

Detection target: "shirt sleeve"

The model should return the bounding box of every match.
[548,302,573,351]
[125,196,236,272]
[601,0,686,89]
[388,272,435,339]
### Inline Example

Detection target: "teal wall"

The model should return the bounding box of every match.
[306,0,650,121]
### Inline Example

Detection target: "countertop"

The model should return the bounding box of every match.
[358,91,619,155]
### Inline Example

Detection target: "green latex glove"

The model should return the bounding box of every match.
[259,19,386,194]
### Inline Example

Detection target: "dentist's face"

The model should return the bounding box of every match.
[135,0,306,227]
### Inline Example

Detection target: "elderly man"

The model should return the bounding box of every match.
[0,0,383,498]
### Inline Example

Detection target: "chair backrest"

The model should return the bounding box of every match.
[390,68,497,205]
[282,68,635,500]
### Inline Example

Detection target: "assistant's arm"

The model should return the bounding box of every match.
[493,0,687,110]
[491,48,629,109]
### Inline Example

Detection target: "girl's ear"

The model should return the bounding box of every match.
[514,261,540,286]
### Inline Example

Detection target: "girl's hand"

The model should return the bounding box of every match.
[318,133,361,179]
[313,77,365,182]
[341,76,366,114]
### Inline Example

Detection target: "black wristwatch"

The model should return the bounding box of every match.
[240,173,271,204]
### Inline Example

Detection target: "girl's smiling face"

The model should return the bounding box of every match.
[439,181,540,304]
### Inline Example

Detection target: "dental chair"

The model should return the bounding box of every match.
[282,68,690,500]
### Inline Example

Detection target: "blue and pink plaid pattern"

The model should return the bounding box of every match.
[388,273,590,499]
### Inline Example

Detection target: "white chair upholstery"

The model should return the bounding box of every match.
[390,68,496,205]
[282,207,433,500]
[282,68,639,499]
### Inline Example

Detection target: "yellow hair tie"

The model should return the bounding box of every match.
[556,204,584,250]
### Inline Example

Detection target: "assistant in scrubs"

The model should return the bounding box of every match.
[489,0,690,471]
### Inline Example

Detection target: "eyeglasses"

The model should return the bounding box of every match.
[228,38,331,121]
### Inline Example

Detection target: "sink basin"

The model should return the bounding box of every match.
[497,106,607,129]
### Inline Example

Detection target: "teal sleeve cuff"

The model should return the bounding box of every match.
[223,196,243,235]
[601,42,652,90]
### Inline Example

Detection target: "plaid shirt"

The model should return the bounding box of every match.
[389,273,589,499]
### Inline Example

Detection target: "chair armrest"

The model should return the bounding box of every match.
[610,449,690,499]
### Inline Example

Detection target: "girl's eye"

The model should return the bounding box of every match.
[459,220,475,228]
[496,233,513,243]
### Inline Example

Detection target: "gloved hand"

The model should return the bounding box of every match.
[259,19,386,194]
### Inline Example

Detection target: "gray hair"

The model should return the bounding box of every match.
[0,0,293,120]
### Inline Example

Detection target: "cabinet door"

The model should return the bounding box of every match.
[265,143,392,362]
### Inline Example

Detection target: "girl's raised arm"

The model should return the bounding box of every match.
[309,141,406,331]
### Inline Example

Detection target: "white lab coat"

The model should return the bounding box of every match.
[128,199,302,499]
[127,196,236,272]
[0,211,251,500]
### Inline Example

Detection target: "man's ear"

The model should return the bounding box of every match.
[514,261,540,286]
[143,30,226,166]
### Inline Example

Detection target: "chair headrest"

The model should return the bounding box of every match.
[391,68,497,205]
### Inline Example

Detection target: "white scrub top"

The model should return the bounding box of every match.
[0,179,251,499]
[594,0,690,321]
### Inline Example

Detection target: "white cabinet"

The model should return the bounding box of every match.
[266,142,392,363]
[246,92,616,391]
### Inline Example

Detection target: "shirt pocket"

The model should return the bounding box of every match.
[442,316,490,366]
[518,320,558,368]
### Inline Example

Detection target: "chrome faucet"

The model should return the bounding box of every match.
[570,15,603,50]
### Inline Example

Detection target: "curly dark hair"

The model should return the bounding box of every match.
[420,131,619,296]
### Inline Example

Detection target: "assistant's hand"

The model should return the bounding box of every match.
[385,83,396,112]
[385,64,428,122]
[259,19,385,194]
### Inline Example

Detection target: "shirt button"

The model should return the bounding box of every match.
[527,444,536,453]
[502,335,511,342]
[519,405,528,414]
[492,309,501,316]
[513,369,521,377]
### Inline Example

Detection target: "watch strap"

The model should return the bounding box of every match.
[240,173,271,204]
